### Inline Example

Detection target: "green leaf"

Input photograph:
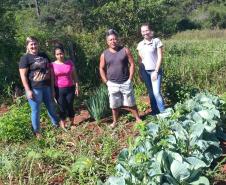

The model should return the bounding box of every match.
[203,121,217,133]
[216,127,226,140]
[184,99,196,111]
[204,145,222,161]
[115,164,130,180]
[190,176,210,185]
[185,157,207,169]
[166,135,176,145]
[105,176,126,185]
[158,151,183,174]
[27,151,42,159]
[71,156,93,173]
[147,160,162,178]
[44,148,64,159]
[118,149,129,163]
[164,174,180,185]
[197,110,214,120]
[170,160,190,181]
[210,109,220,118]
[85,85,109,121]
[191,112,203,124]
[171,122,188,140]
[157,108,174,119]
[147,123,159,138]
[135,152,147,164]
[189,123,205,143]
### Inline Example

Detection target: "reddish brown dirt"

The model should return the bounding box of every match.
[214,179,226,185]
[220,141,226,173]
[85,123,104,135]
[214,181,226,185]
[214,141,226,185]
[73,109,90,125]
[0,104,8,116]
[48,175,64,185]
[139,95,150,104]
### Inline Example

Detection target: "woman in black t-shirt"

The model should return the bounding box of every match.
[19,36,59,138]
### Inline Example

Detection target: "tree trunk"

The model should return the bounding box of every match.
[34,0,40,17]
[67,40,77,64]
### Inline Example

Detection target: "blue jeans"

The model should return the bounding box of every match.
[140,64,165,114]
[27,86,59,133]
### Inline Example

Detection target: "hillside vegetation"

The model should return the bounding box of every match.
[0,0,226,101]
[1,1,226,184]
[163,29,226,103]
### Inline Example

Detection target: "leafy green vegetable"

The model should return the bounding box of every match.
[103,92,226,184]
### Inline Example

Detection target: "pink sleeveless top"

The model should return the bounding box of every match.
[50,60,74,88]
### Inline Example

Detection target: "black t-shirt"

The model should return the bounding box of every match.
[19,52,51,88]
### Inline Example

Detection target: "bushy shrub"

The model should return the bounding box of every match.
[0,100,33,142]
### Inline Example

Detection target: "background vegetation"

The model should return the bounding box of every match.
[1,0,226,101]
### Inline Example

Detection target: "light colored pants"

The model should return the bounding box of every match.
[107,79,136,109]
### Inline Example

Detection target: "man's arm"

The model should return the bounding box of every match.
[137,51,144,82]
[137,51,143,65]
[99,53,108,83]
[125,48,135,80]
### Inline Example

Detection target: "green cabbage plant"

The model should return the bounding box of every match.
[100,92,226,185]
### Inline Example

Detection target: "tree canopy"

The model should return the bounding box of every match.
[0,0,226,94]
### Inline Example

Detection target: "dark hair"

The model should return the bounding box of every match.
[141,23,153,30]
[106,29,118,38]
[54,44,64,54]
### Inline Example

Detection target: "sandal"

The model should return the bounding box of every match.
[109,122,117,128]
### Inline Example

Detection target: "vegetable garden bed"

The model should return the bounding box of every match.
[0,93,226,184]
[101,92,226,185]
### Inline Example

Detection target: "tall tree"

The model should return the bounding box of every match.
[34,0,40,17]
[0,1,20,94]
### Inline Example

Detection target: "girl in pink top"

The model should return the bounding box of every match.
[50,46,79,128]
